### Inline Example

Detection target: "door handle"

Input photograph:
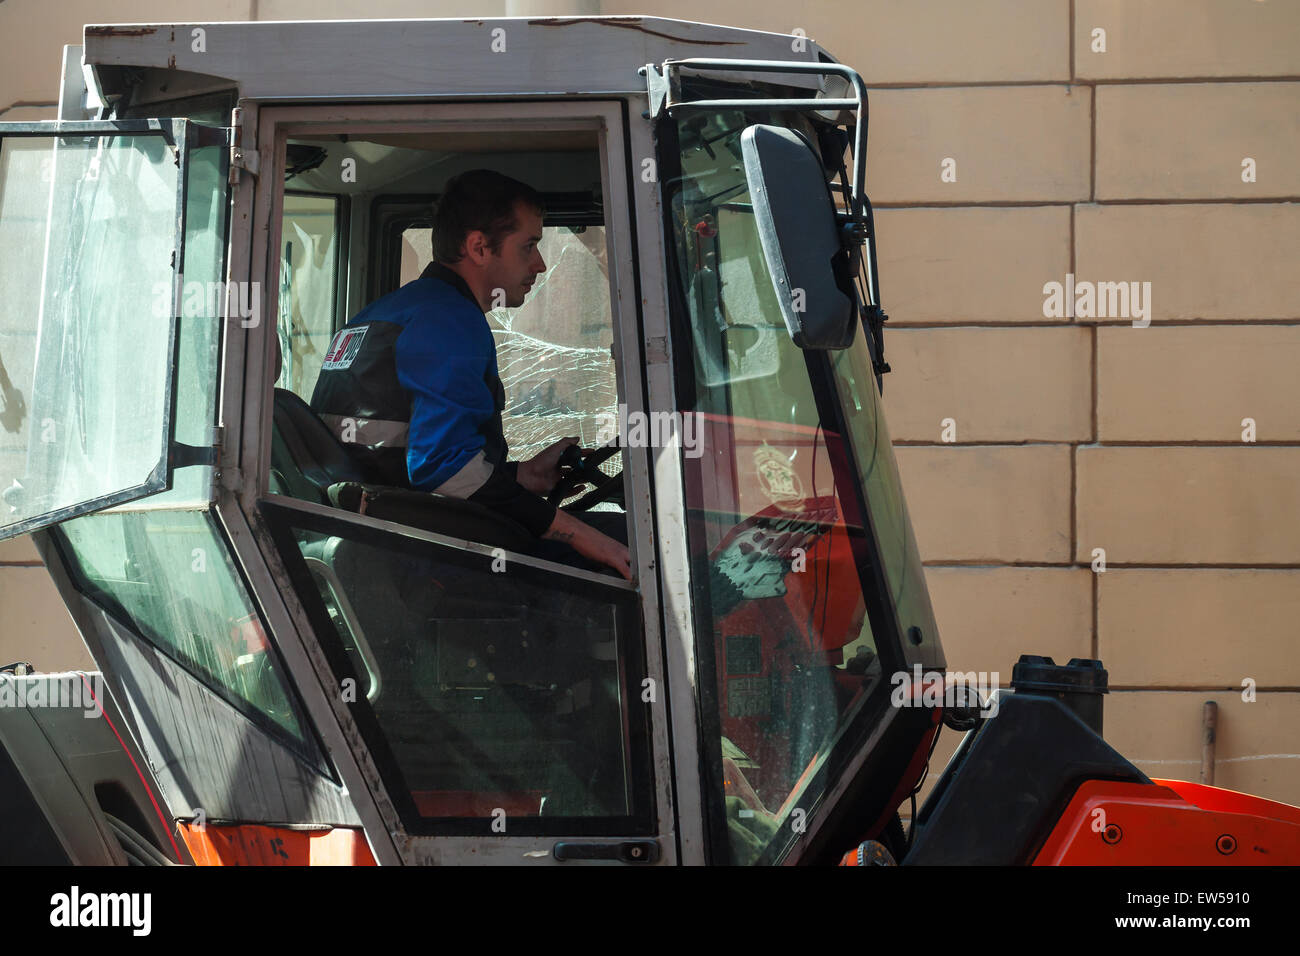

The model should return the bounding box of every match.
[552,840,659,863]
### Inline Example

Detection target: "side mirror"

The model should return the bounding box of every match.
[740,124,856,350]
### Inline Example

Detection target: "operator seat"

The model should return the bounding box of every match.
[268,339,533,553]
[270,387,367,501]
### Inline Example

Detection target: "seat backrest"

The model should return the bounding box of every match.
[270,388,534,552]
[268,356,533,554]
[271,387,369,503]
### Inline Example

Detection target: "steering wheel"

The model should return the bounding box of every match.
[547,442,623,511]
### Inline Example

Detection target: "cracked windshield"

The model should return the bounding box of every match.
[399,224,619,473]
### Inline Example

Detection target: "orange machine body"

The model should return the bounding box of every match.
[1033,778,1300,865]
[178,822,376,866]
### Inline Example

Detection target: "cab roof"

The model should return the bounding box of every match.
[82,16,834,101]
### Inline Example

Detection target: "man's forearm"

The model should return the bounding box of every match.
[541,502,633,581]
[542,507,585,544]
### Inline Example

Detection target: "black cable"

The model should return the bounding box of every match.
[905,718,944,853]
[804,423,824,647]
[907,791,917,852]
[103,812,175,867]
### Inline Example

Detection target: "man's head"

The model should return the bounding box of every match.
[432,169,545,310]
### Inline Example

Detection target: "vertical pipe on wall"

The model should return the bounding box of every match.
[1200,700,1218,786]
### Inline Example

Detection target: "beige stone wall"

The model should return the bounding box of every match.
[856,0,1299,808]
[600,0,1300,809]
[2,1,1297,810]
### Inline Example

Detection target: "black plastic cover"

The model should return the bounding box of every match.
[740,124,856,350]
[904,691,1148,866]
[1012,655,1109,736]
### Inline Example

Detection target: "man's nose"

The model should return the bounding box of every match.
[533,252,546,274]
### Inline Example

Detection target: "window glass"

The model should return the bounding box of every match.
[831,344,938,653]
[119,136,229,509]
[0,130,180,537]
[56,509,319,765]
[666,110,889,864]
[266,504,655,835]
[276,193,339,400]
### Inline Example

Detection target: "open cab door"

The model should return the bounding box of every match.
[0,118,229,540]
[0,116,235,865]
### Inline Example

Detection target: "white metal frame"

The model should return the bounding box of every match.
[624,103,711,865]
[218,98,683,864]
[25,14,932,868]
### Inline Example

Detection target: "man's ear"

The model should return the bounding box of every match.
[462,229,490,265]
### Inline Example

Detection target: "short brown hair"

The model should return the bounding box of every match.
[432,169,544,263]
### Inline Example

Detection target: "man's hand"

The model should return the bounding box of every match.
[518,436,581,495]
[543,509,632,582]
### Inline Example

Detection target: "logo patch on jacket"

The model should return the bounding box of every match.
[322,325,369,370]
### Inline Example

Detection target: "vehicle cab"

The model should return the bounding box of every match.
[0,16,943,865]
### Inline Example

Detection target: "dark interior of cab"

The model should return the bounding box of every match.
[268,128,620,551]
[263,129,648,826]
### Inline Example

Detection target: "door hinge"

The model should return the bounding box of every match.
[229,106,259,183]
[169,441,219,469]
[230,145,260,180]
[170,425,225,469]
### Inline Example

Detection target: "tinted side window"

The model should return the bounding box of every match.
[56,510,322,768]
[264,502,656,836]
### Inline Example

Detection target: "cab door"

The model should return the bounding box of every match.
[0,118,342,863]
[223,100,680,864]
[0,119,228,542]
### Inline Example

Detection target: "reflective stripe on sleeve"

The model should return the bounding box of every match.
[433,450,495,498]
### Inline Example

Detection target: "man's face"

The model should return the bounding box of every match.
[485,202,545,309]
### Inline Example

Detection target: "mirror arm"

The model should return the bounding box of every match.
[864,304,891,379]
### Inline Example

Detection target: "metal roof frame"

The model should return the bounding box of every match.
[82,16,835,102]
